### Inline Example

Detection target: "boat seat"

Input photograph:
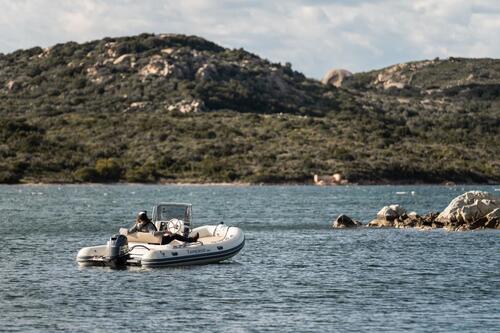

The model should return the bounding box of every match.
[119,228,162,244]
[198,235,225,244]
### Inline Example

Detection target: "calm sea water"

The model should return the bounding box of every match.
[0,185,499,332]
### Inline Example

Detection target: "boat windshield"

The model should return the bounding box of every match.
[153,204,191,224]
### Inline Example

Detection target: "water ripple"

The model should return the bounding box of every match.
[0,185,498,332]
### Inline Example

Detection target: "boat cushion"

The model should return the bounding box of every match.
[198,235,225,244]
[119,228,162,244]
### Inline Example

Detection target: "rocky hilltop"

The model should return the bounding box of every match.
[1,33,340,117]
[0,34,499,184]
[341,57,500,91]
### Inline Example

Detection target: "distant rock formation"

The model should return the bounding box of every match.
[322,69,352,87]
[167,99,205,113]
[139,55,180,79]
[366,191,500,231]
[436,191,500,231]
[372,59,442,90]
[332,214,362,228]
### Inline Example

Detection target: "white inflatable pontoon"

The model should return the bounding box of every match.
[77,203,244,268]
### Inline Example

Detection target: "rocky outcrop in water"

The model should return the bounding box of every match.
[392,212,442,230]
[365,191,500,231]
[332,214,362,228]
[367,204,407,227]
[436,191,500,231]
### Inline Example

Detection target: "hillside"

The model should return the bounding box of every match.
[0,34,499,184]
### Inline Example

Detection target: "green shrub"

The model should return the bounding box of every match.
[73,167,99,182]
[125,168,151,182]
[95,158,122,182]
[0,170,22,183]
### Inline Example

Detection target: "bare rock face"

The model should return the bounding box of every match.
[139,55,171,77]
[139,55,185,79]
[322,69,352,87]
[374,63,409,90]
[6,80,20,92]
[5,77,31,93]
[167,99,205,113]
[484,208,500,229]
[332,214,362,228]
[372,59,439,90]
[436,191,500,231]
[436,191,498,222]
[196,63,219,81]
[113,54,135,66]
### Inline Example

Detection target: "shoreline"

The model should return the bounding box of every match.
[6,181,500,187]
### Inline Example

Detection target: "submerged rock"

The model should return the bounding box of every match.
[332,214,362,228]
[367,218,393,228]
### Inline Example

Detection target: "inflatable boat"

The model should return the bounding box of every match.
[77,203,245,268]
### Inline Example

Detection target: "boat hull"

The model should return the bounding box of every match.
[141,238,245,267]
[77,225,244,268]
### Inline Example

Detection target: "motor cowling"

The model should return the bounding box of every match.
[107,234,129,268]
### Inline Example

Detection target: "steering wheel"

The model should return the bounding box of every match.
[166,218,184,235]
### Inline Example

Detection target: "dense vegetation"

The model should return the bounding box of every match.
[0,34,498,184]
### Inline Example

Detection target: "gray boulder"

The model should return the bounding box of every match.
[322,69,352,87]
[332,214,362,228]
[485,208,500,229]
[436,191,500,230]
[368,204,407,227]
[378,204,407,220]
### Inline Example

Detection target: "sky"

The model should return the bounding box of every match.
[1,0,499,79]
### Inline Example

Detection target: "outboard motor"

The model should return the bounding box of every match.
[107,234,129,268]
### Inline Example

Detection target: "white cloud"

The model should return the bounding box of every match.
[0,0,499,78]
